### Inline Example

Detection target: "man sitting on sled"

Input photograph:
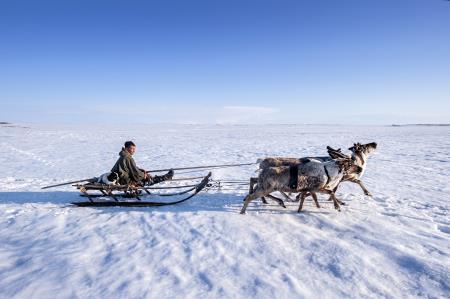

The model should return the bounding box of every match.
[107,141,173,186]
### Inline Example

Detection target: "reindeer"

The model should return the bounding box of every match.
[340,142,377,196]
[250,142,377,205]
[240,157,362,214]
[248,146,346,206]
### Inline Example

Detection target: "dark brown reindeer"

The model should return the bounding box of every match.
[324,142,378,196]
[240,157,362,214]
[343,142,377,196]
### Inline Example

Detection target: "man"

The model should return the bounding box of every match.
[110,141,173,186]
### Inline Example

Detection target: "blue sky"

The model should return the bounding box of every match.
[1,0,449,124]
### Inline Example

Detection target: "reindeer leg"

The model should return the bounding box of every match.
[267,194,286,208]
[311,192,320,208]
[352,179,372,197]
[298,192,307,212]
[249,177,256,194]
[336,198,345,205]
[296,191,310,202]
[328,185,339,201]
[280,191,292,201]
[241,189,270,214]
[330,193,341,211]
[321,189,341,211]
[241,193,256,214]
[331,186,345,205]
[245,179,269,204]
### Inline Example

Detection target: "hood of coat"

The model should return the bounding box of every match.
[119,147,131,158]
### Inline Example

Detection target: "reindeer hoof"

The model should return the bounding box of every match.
[365,192,373,197]
[282,204,286,208]
[340,202,346,206]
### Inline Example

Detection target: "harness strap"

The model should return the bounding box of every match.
[289,165,299,190]
[324,165,331,187]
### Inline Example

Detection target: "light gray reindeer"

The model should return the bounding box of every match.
[240,157,362,214]
[248,147,345,206]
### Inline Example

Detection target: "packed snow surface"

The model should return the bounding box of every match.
[0,123,449,298]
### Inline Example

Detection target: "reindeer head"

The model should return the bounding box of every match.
[349,142,377,156]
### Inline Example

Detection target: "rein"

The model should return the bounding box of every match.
[323,165,331,187]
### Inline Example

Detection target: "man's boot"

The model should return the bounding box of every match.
[148,169,174,185]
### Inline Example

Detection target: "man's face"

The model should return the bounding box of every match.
[126,145,136,155]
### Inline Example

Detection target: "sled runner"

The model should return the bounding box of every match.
[70,172,212,207]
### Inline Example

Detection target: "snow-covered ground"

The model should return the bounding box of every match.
[0,123,449,298]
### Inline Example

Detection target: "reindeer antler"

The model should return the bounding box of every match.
[327,146,350,159]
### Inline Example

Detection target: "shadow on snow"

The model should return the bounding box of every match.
[0,190,343,215]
